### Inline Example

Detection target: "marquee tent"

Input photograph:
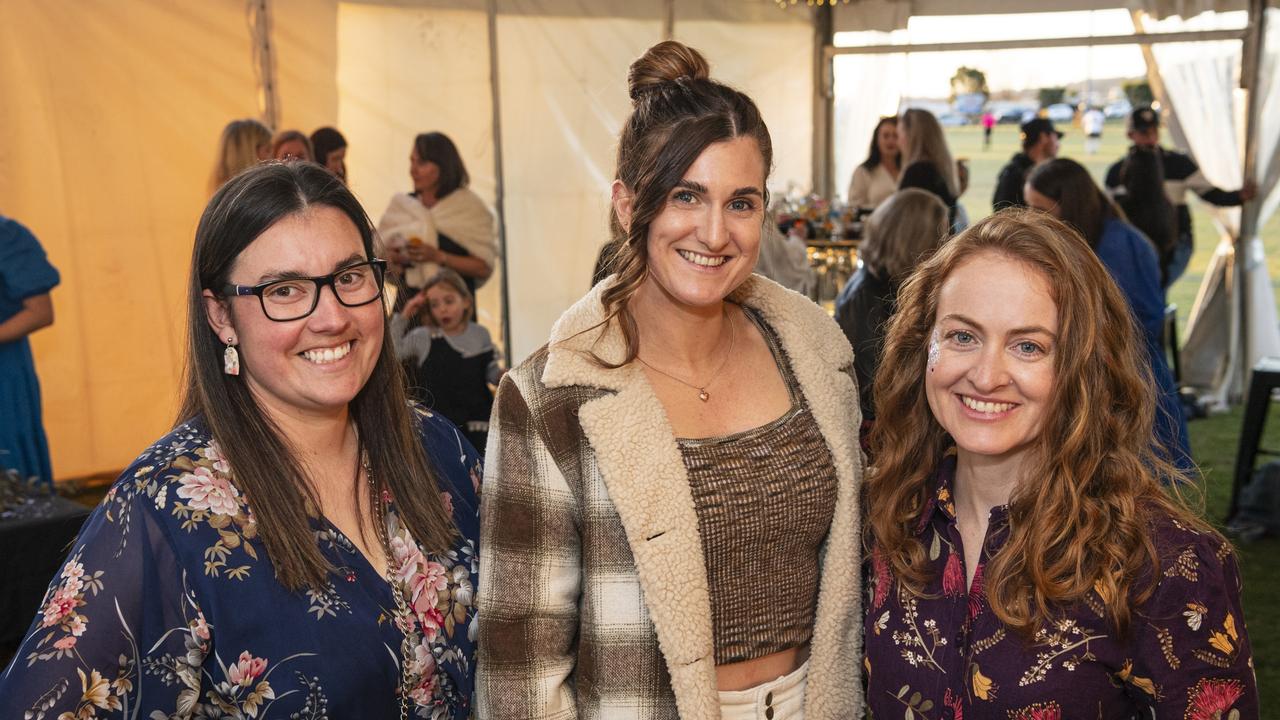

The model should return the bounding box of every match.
[1,0,1276,481]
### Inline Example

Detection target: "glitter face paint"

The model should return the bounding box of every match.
[927,327,941,372]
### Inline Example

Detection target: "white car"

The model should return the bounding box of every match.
[1046,103,1075,123]
[938,112,969,127]
[1104,99,1133,119]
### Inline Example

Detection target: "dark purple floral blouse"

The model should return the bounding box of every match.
[864,455,1258,719]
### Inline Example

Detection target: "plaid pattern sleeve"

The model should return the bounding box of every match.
[477,368,583,719]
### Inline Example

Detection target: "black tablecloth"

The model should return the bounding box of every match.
[0,493,91,661]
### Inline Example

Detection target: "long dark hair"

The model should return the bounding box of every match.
[179,161,456,591]
[413,132,470,199]
[595,40,773,367]
[860,116,900,171]
[1026,158,1117,249]
[1116,147,1177,257]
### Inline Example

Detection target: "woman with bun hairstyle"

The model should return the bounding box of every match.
[477,41,864,719]
[863,211,1255,718]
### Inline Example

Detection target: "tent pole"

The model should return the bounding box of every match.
[1237,0,1268,399]
[248,0,278,129]
[812,5,834,197]
[487,0,512,361]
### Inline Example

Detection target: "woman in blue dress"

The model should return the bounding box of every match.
[0,162,480,718]
[0,215,59,486]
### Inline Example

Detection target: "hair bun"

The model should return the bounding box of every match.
[628,41,711,102]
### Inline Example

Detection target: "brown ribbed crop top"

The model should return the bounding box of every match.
[677,309,837,665]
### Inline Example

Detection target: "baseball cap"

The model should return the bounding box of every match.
[1020,118,1063,145]
[1130,106,1159,131]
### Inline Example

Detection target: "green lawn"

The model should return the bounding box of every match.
[948,122,1276,706]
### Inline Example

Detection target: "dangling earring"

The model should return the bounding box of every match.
[223,337,240,376]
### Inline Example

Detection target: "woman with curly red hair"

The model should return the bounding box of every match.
[863,210,1256,718]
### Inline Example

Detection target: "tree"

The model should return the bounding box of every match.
[950,66,989,101]
[1038,87,1067,107]
[1123,80,1154,107]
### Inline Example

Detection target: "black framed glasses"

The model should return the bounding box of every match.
[222,259,387,322]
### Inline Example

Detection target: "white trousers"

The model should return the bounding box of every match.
[717,660,808,720]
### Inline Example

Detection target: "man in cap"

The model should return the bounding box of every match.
[1105,105,1255,286]
[992,117,1062,210]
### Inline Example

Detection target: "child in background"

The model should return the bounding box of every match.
[392,269,504,454]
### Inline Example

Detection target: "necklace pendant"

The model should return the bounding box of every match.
[698,389,710,402]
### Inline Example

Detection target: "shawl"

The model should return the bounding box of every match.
[377,188,499,288]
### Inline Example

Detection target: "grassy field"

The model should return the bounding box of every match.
[947,122,1276,706]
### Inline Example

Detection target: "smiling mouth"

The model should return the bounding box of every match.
[960,395,1016,414]
[677,249,729,268]
[301,341,352,365]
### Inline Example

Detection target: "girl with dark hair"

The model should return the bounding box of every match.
[377,132,499,301]
[847,116,901,210]
[1114,146,1179,287]
[864,210,1256,718]
[1024,158,1190,470]
[0,162,480,718]
[477,41,864,719]
[310,126,348,182]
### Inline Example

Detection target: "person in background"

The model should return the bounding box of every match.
[835,188,948,435]
[311,126,348,182]
[0,162,479,718]
[377,132,498,302]
[1025,158,1191,470]
[847,116,901,210]
[1113,145,1179,288]
[477,40,864,719]
[271,129,314,162]
[753,219,815,296]
[981,109,996,149]
[0,216,59,487]
[897,108,962,231]
[1105,106,1254,287]
[209,118,271,193]
[864,210,1256,718]
[1083,105,1106,155]
[392,268,503,454]
[992,117,1061,210]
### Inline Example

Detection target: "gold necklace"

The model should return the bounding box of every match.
[635,310,736,402]
[365,456,412,720]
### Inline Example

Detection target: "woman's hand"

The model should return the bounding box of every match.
[407,243,444,264]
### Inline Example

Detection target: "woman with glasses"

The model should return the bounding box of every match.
[0,162,480,719]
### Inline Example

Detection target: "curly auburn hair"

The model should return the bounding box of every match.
[866,209,1214,637]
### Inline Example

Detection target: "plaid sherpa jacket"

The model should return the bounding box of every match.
[476,274,865,719]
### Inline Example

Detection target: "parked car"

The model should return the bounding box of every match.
[1104,99,1133,119]
[997,107,1031,124]
[1046,103,1076,123]
[938,112,970,127]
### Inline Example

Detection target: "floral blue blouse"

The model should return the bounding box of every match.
[0,406,481,720]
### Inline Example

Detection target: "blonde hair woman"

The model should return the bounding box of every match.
[834,188,948,427]
[897,108,961,229]
[209,118,271,192]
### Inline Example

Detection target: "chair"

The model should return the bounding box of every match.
[1229,356,1280,520]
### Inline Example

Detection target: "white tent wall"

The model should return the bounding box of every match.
[0,1,268,479]
[334,3,503,337]
[495,1,662,361]
[674,1,814,200]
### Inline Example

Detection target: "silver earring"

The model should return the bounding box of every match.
[223,337,240,376]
